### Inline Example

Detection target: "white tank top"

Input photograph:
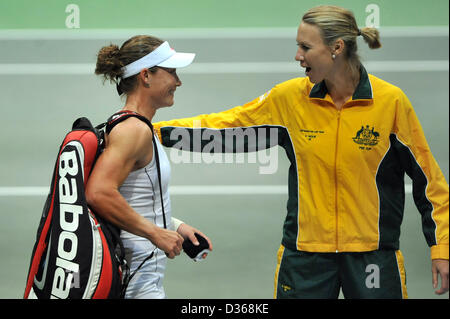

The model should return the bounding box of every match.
[119,137,172,237]
[119,137,172,298]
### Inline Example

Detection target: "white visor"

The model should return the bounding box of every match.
[121,41,195,79]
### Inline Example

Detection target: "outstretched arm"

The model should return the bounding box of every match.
[153,88,283,153]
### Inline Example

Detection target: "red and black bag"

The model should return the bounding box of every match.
[23,111,160,299]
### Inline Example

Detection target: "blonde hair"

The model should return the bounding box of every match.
[95,35,164,95]
[302,5,381,75]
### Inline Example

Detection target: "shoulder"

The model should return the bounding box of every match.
[368,74,406,97]
[368,74,414,113]
[108,116,152,139]
[266,77,311,101]
[106,116,153,157]
[274,77,309,91]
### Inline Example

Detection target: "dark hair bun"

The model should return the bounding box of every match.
[95,44,123,83]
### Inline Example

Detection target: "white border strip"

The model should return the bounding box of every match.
[0,184,413,196]
[0,187,49,196]
[0,26,447,40]
[0,60,448,75]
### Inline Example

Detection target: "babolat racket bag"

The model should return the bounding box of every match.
[24,117,127,299]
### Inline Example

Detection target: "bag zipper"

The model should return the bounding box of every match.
[83,211,103,298]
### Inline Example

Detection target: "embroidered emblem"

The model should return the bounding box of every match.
[353,125,380,146]
[281,284,292,292]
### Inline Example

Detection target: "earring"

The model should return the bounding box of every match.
[144,82,150,88]
[332,54,336,60]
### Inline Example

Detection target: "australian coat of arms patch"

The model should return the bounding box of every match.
[352,125,380,146]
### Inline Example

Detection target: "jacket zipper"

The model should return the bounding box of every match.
[334,110,342,253]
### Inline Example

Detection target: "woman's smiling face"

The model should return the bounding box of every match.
[148,67,182,108]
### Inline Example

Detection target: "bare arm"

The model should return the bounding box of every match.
[86,117,183,258]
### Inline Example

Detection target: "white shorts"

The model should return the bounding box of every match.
[122,239,168,299]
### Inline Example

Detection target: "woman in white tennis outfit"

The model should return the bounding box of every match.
[86,35,212,298]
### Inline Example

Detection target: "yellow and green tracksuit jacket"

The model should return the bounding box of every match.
[154,66,449,259]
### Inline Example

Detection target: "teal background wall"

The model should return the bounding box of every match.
[0,0,448,29]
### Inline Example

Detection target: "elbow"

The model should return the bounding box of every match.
[85,186,123,226]
[85,188,99,211]
[85,186,108,216]
[85,187,97,208]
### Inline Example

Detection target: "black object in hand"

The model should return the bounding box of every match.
[182,233,210,261]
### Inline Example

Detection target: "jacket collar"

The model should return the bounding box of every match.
[309,64,373,100]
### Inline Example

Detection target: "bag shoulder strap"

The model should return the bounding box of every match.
[104,110,152,134]
[151,133,167,229]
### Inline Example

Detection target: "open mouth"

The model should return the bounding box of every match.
[305,67,311,74]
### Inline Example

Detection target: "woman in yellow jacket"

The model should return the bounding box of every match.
[154,5,449,298]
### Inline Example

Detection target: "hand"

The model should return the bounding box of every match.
[177,223,213,259]
[432,259,449,295]
[152,228,184,259]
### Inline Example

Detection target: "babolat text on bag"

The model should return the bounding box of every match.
[24,117,126,299]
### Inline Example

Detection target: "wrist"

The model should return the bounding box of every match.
[171,217,184,231]
[144,221,161,242]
